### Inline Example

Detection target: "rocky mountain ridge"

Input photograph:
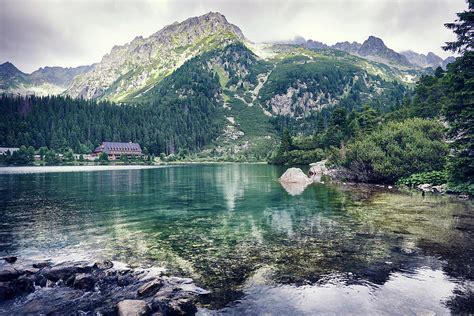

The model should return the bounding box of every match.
[1,12,454,100]
[65,12,246,101]
[0,62,92,96]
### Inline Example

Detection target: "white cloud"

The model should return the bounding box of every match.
[0,0,467,72]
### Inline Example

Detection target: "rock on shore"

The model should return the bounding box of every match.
[0,256,209,315]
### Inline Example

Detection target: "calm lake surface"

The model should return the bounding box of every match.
[0,164,473,314]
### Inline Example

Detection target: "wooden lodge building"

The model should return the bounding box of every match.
[93,142,143,160]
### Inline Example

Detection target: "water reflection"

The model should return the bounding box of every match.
[279,180,311,196]
[0,164,473,313]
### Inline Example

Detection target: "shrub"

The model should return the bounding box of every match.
[397,171,448,187]
[339,118,448,183]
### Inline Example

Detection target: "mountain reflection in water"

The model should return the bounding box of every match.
[0,164,472,313]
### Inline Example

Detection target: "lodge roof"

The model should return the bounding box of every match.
[93,142,142,154]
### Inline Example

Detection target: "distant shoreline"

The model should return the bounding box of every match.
[0,162,270,174]
[0,165,162,174]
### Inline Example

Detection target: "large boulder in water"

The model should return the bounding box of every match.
[279,168,313,184]
[279,168,313,196]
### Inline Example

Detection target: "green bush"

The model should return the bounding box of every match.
[340,118,448,183]
[397,171,447,187]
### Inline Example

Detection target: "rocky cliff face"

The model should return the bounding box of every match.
[65,12,246,101]
[332,41,362,54]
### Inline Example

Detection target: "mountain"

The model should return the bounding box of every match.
[0,62,28,91]
[400,50,455,69]
[356,36,412,67]
[332,41,361,54]
[66,12,246,101]
[0,62,92,96]
[29,65,94,86]
[0,12,439,157]
[330,36,412,68]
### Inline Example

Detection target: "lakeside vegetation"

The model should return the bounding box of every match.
[270,4,473,194]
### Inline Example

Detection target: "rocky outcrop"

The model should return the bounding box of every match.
[0,257,209,315]
[308,160,328,182]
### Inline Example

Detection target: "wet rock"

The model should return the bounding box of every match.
[94,260,114,270]
[33,261,52,269]
[138,279,164,297]
[1,259,206,315]
[0,266,21,282]
[117,299,150,316]
[178,283,211,295]
[11,275,35,294]
[41,261,92,282]
[3,256,17,264]
[0,282,15,301]
[34,273,47,287]
[73,273,96,291]
[167,297,198,315]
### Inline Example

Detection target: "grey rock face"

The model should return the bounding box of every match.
[400,50,447,68]
[332,41,362,54]
[358,36,412,67]
[65,11,246,101]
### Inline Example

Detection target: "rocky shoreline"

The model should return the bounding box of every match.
[0,257,209,315]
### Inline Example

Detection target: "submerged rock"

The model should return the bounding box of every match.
[0,267,21,282]
[3,257,17,264]
[73,273,96,291]
[0,257,208,315]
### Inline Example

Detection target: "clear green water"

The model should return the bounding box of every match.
[0,164,473,314]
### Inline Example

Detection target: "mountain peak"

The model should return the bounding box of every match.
[359,36,387,55]
[66,11,246,100]
[358,36,411,67]
[0,61,26,78]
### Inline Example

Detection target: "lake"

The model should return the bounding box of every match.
[0,164,472,314]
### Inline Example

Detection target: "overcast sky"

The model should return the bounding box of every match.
[0,0,467,73]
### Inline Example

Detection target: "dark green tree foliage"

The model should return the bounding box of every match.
[0,54,224,155]
[0,145,35,165]
[443,0,473,54]
[442,0,474,192]
[443,52,474,191]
